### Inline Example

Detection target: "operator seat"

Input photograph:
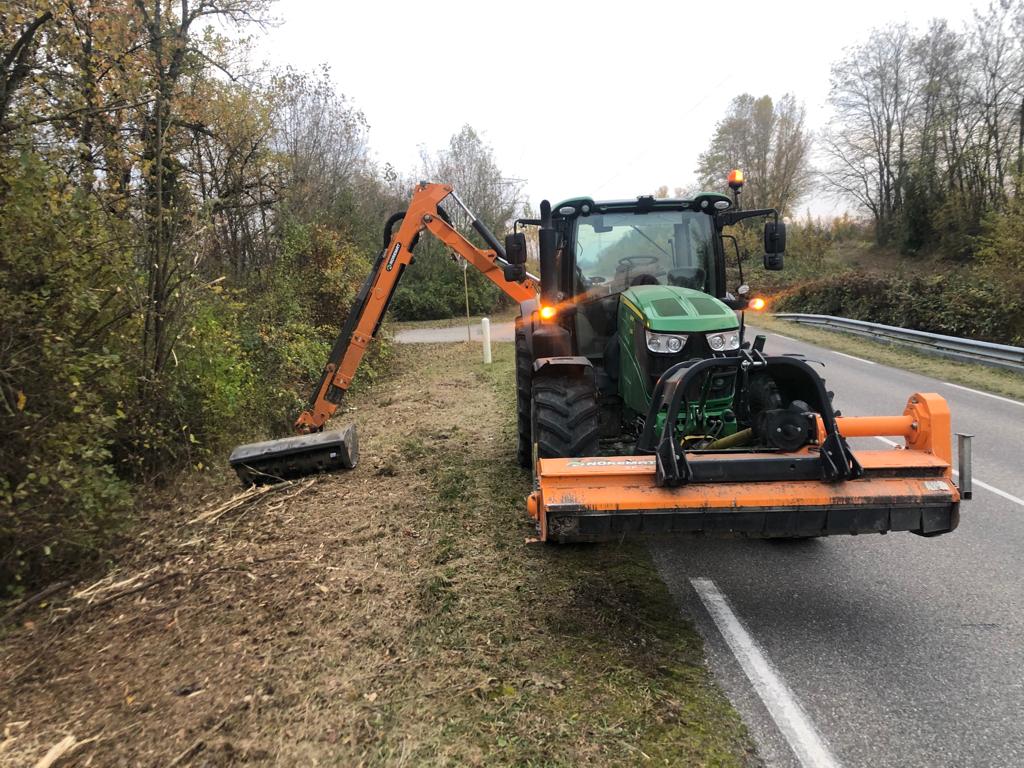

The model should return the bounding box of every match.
[629,273,660,287]
[668,267,705,291]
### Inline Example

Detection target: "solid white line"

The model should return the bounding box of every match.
[962,475,1024,508]
[830,351,876,365]
[872,437,1024,508]
[691,578,842,768]
[943,382,1024,408]
[772,332,796,341]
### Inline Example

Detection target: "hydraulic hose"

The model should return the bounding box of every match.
[382,210,407,249]
[706,428,754,450]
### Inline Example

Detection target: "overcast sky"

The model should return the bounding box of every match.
[254,0,982,218]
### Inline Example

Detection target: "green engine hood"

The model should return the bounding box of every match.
[620,285,738,334]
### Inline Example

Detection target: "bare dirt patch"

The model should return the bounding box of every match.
[1,343,756,766]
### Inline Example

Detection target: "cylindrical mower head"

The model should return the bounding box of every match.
[229,424,358,486]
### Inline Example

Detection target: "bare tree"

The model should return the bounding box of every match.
[824,25,922,244]
[696,93,813,214]
[421,124,523,236]
[273,65,370,224]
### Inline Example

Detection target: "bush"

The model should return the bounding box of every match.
[0,160,396,595]
[391,245,505,320]
[0,155,134,592]
[774,271,1021,346]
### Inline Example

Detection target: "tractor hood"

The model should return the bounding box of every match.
[620,285,738,334]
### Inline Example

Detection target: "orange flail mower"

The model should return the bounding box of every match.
[229,179,971,545]
[529,392,964,542]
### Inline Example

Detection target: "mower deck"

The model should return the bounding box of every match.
[528,450,960,543]
[229,425,358,486]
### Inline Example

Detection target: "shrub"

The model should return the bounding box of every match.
[0,155,134,592]
[774,271,1021,346]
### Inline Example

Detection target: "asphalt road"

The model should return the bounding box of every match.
[392,320,514,344]
[653,325,1024,768]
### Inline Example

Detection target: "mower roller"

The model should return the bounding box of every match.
[229,177,969,544]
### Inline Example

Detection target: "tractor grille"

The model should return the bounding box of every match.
[646,336,735,400]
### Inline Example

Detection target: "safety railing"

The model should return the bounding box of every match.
[773,313,1024,372]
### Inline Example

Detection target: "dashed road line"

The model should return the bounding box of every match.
[961,476,1024,508]
[943,382,1023,408]
[830,350,876,365]
[872,437,1024,508]
[691,577,842,768]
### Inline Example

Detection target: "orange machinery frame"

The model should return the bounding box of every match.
[528,392,966,542]
[295,183,538,433]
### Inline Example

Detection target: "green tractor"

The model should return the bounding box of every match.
[512,186,787,467]
[231,178,962,544]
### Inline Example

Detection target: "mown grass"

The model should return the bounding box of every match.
[1,337,756,766]
[755,314,1024,402]
[382,342,757,766]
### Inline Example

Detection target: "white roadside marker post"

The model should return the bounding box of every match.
[481,317,492,365]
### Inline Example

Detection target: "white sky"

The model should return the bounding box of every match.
[254,0,981,218]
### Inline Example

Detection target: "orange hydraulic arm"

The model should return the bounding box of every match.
[294,183,538,433]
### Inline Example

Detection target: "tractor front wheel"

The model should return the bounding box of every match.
[531,372,601,461]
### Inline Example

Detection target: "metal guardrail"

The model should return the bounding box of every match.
[773,313,1024,372]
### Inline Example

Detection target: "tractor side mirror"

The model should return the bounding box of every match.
[764,220,786,253]
[763,220,785,271]
[505,232,528,265]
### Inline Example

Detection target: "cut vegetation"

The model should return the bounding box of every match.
[0,341,756,767]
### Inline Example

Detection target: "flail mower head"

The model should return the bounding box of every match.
[229,424,358,486]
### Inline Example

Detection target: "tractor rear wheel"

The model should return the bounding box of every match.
[531,372,601,460]
[515,324,533,468]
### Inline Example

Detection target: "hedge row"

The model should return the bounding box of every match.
[773,272,1023,347]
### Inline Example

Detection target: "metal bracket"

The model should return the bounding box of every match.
[956,433,973,500]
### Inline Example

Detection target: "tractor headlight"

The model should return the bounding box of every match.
[646,330,688,354]
[705,330,740,352]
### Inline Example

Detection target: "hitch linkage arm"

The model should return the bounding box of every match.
[635,352,862,487]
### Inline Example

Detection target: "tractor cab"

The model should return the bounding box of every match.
[538,192,782,436]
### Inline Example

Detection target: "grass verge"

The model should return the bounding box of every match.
[1,340,755,766]
[755,314,1024,402]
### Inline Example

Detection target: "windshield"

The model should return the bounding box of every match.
[574,210,716,295]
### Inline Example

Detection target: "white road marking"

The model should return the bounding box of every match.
[691,578,842,768]
[771,332,796,341]
[872,437,1024,508]
[830,351,876,365]
[943,382,1024,408]
[959,475,1024,508]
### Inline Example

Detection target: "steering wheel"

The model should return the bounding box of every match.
[618,255,660,268]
